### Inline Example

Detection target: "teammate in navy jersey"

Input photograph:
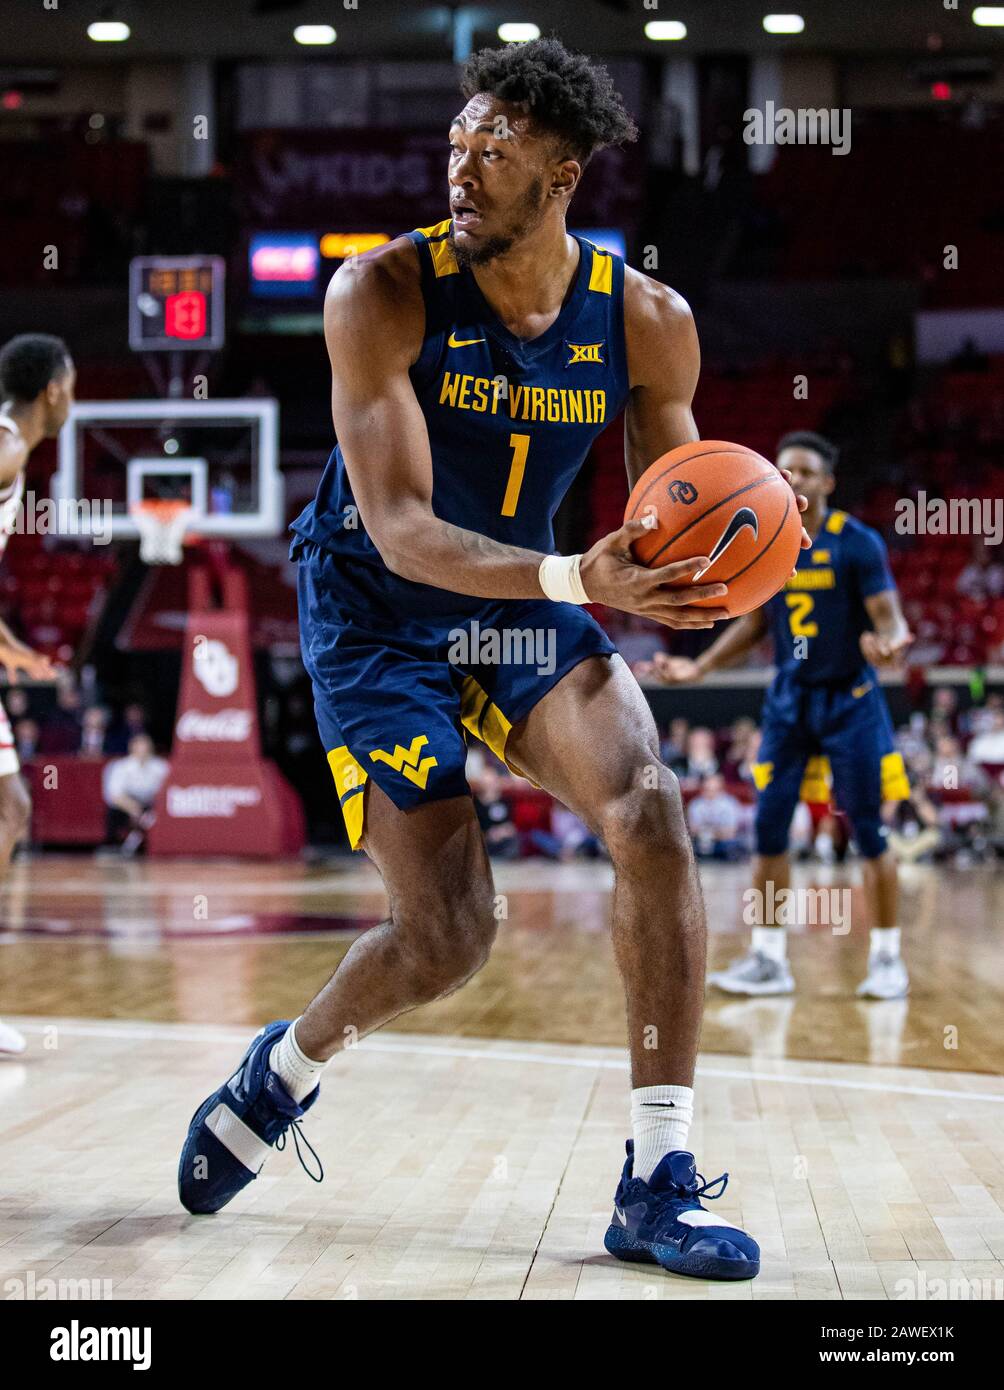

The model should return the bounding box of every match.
[647,432,913,1000]
[180,40,811,1279]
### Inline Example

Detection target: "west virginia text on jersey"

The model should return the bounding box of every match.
[291,224,629,616]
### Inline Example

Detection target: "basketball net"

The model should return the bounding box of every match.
[131,499,195,565]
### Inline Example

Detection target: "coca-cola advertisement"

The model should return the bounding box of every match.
[148,605,304,856]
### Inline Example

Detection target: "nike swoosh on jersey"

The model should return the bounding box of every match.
[447,332,486,348]
[693,507,759,580]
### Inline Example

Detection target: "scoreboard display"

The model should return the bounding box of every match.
[129,255,226,352]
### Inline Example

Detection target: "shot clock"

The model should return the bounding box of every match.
[129,255,226,352]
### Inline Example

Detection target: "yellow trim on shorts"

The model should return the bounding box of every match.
[880,750,910,802]
[459,674,541,784]
[327,745,368,851]
[799,754,832,804]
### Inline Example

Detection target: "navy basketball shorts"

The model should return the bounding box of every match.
[752,671,910,859]
[294,537,615,849]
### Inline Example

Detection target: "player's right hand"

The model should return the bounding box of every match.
[635,653,703,685]
[580,518,729,629]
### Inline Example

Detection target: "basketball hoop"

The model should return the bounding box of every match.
[131,499,195,565]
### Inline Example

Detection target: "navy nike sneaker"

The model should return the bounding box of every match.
[178,1020,323,1214]
[603,1142,760,1280]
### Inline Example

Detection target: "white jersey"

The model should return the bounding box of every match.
[0,414,25,561]
[0,413,26,775]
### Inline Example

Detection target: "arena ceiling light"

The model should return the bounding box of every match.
[87,21,130,42]
[293,25,337,45]
[644,21,687,41]
[763,14,805,33]
[497,23,541,43]
[973,7,1004,24]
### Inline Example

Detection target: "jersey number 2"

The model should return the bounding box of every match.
[501,433,530,517]
[785,592,818,638]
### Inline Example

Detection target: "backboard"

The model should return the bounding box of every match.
[52,398,282,542]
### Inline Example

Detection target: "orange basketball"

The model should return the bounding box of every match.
[624,440,802,618]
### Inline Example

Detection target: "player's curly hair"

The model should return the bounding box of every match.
[777,430,839,474]
[460,38,638,166]
[0,334,71,403]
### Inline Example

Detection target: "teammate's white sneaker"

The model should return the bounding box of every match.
[0,1020,26,1055]
[708,950,795,996]
[856,952,909,1000]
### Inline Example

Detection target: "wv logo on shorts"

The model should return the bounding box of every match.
[369,734,438,790]
[693,506,759,580]
[566,342,604,366]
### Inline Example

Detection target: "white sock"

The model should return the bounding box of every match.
[268,1018,327,1104]
[631,1085,694,1182]
[752,925,787,963]
[869,926,901,959]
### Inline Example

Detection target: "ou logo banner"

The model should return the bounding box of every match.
[666,479,698,504]
[193,638,239,698]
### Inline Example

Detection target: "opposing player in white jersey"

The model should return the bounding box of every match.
[0,335,75,1054]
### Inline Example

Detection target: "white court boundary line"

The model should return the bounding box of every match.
[7,1017,1004,1105]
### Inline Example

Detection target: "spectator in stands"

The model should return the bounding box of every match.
[530,804,602,861]
[720,718,758,783]
[687,774,746,862]
[956,541,1004,601]
[659,717,690,776]
[107,701,151,755]
[969,693,1004,736]
[467,757,519,860]
[4,687,30,724]
[79,705,113,757]
[13,718,39,762]
[679,727,719,786]
[38,678,84,754]
[102,733,169,855]
[929,686,963,739]
[930,733,989,795]
[969,710,1004,765]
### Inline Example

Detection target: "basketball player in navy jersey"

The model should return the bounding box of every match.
[646,432,913,999]
[0,334,73,1054]
[180,40,809,1281]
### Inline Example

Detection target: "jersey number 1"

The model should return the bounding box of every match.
[501,433,530,517]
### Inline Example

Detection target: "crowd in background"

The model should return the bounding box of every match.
[7,674,168,852]
[5,670,1004,865]
[465,687,1004,867]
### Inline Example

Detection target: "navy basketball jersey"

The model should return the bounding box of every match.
[765,508,896,685]
[291,223,630,608]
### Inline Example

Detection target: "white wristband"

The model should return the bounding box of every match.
[538,552,590,605]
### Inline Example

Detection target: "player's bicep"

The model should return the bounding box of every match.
[322,264,434,539]
[623,274,701,488]
[624,394,699,489]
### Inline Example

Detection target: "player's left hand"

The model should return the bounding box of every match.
[860,629,914,668]
[0,641,58,684]
[778,467,812,553]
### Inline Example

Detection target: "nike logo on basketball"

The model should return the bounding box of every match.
[693,507,759,580]
[447,332,485,348]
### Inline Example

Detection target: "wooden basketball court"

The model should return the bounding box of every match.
[2,854,1002,1300]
